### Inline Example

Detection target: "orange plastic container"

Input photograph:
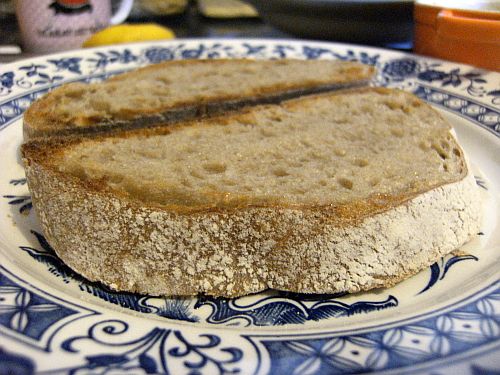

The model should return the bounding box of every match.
[414,3,500,71]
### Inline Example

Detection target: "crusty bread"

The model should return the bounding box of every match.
[21,88,481,297]
[23,59,374,141]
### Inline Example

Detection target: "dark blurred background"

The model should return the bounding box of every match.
[0,0,414,63]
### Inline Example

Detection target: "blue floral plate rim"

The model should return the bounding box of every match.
[0,39,499,374]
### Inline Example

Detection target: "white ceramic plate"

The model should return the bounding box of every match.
[0,39,499,374]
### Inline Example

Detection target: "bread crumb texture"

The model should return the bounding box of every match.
[57,89,465,209]
[22,88,481,297]
[23,59,374,137]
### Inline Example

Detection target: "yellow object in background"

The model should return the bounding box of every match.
[83,24,175,48]
[198,0,258,18]
[137,0,188,16]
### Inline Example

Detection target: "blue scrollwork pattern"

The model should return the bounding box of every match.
[0,40,498,373]
[419,254,479,295]
[257,283,500,374]
[195,292,397,326]
[61,320,244,375]
[0,271,78,342]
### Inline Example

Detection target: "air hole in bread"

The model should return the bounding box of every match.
[190,170,205,179]
[436,150,448,160]
[402,106,413,114]
[157,77,171,85]
[223,179,236,186]
[419,140,431,151]
[384,101,402,111]
[89,99,111,112]
[353,158,369,167]
[334,149,347,157]
[181,145,196,154]
[338,177,353,190]
[105,85,118,95]
[65,89,85,99]
[308,151,325,161]
[241,67,258,74]
[137,149,163,159]
[260,128,276,137]
[107,179,125,190]
[95,148,115,162]
[272,152,284,160]
[189,131,202,140]
[273,168,290,177]
[390,128,404,138]
[325,138,336,146]
[334,115,350,124]
[432,143,449,160]
[384,170,396,179]
[203,162,227,174]
[239,120,255,128]
[300,139,313,147]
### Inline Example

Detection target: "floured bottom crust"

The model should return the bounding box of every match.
[27,162,481,297]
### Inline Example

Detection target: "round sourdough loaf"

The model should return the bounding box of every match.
[24,165,480,297]
[21,88,482,297]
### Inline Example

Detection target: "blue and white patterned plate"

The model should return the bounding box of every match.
[0,39,499,374]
